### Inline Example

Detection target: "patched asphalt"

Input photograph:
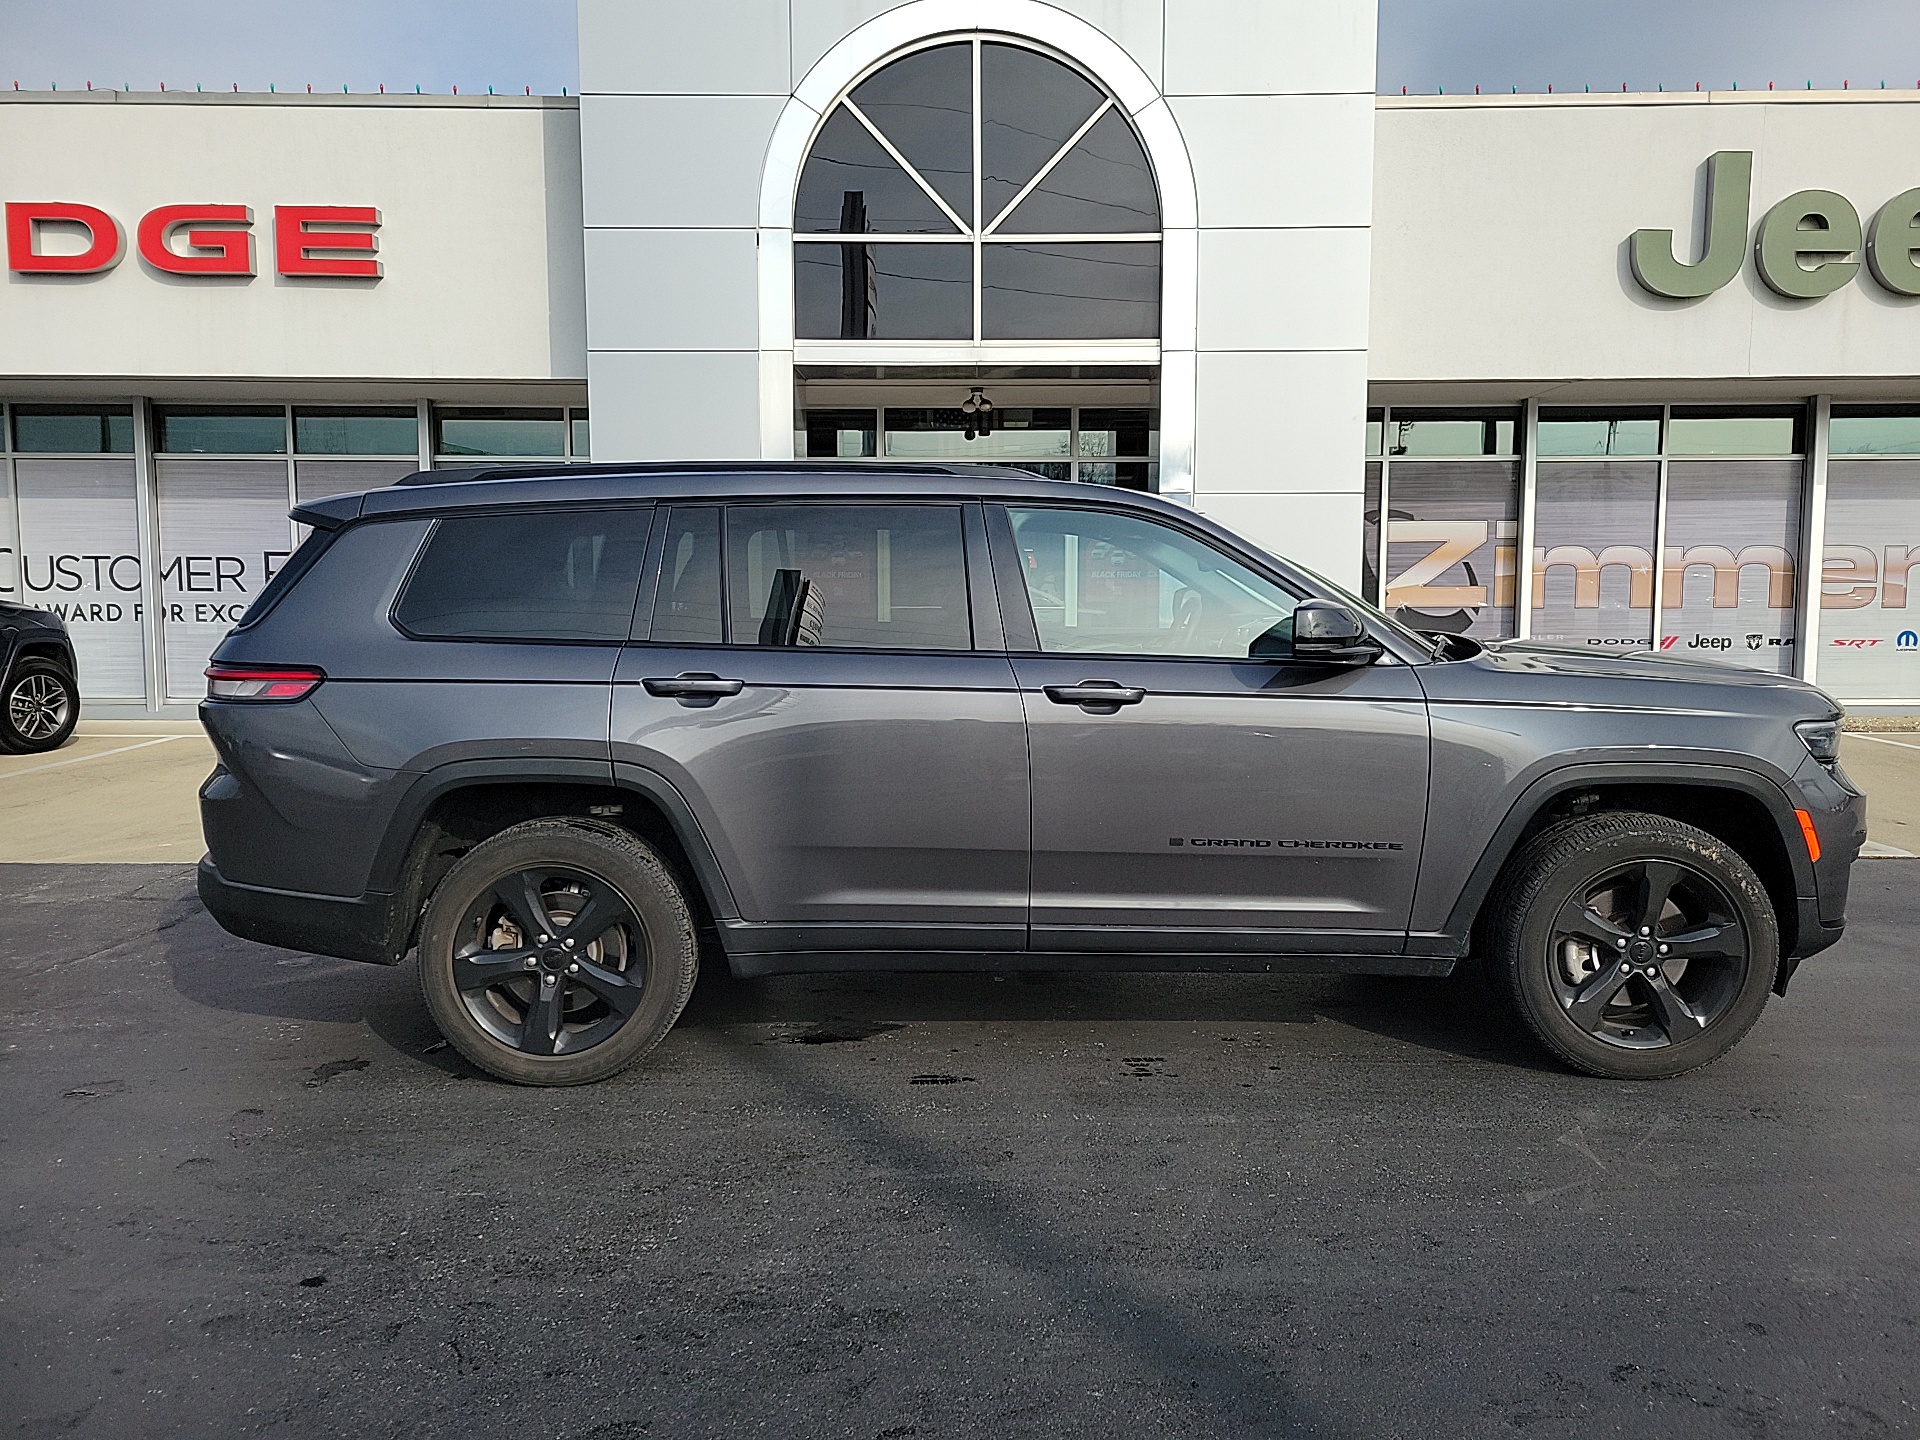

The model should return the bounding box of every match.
[3,860,1916,1439]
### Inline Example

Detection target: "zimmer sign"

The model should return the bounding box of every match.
[1630,151,1920,299]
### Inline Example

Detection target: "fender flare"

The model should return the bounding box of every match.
[366,757,615,900]
[611,761,740,919]
[1432,760,1814,950]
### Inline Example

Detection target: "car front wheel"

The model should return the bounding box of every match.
[0,658,79,754]
[1484,811,1778,1079]
[417,818,699,1086]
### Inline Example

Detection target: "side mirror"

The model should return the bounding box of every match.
[1290,600,1384,666]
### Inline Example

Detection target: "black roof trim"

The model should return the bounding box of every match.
[397,460,1002,487]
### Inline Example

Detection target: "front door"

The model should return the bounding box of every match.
[993,503,1430,957]
[612,501,1030,961]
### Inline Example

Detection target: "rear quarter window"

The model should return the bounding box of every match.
[394,507,652,642]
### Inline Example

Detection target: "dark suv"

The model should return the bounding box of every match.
[197,464,1865,1086]
[0,598,79,754]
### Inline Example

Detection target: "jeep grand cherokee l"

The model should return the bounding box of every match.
[196,464,1865,1086]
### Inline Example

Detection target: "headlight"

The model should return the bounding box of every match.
[1795,718,1841,763]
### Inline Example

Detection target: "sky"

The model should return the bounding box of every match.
[3,0,1919,97]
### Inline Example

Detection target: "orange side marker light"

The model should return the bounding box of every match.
[1794,809,1821,863]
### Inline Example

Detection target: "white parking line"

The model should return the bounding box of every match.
[1847,732,1920,753]
[0,735,192,779]
[1861,840,1917,859]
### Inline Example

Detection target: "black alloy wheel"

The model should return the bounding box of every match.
[452,867,648,1057]
[418,819,699,1086]
[1486,811,1778,1079]
[1546,858,1749,1049]
[0,659,79,754]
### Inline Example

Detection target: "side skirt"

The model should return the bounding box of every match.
[727,950,1456,980]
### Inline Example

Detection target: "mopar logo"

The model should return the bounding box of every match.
[1900,631,1919,649]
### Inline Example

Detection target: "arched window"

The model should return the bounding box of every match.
[794,39,1162,343]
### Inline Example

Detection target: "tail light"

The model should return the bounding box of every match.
[204,663,325,701]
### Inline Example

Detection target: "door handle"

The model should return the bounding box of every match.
[642,672,745,699]
[1044,681,1146,711]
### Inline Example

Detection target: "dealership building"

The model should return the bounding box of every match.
[4,0,1920,715]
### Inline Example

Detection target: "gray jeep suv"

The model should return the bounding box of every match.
[197,464,1865,1086]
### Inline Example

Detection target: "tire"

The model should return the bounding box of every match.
[0,658,79,754]
[1483,811,1778,1080]
[417,818,699,1086]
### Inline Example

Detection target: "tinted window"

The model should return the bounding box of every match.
[155,406,287,454]
[1536,409,1662,457]
[795,242,972,339]
[981,243,1160,340]
[849,42,973,223]
[651,506,723,645]
[801,409,878,458]
[293,407,418,455]
[1008,507,1300,659]
[395,508,651,642]
[1666,408,1804,456]
[726,505,971,651]
[434,407,566,457]
[794,104,961,235]
[1830,407,1920,456]
[1383,410,1517,457]
[11,404,134,454]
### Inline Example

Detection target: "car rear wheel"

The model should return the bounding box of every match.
[417,819,699,1086]
[1484,811,1778,1079]
[0,658,79,754]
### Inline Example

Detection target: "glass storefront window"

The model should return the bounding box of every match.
[1379,460,1520,640]
[1384,410,1517,457]
[569,409,590,459]
[1531,461,1659,652]
[1077,410,1156,458]
[1075,461,1155,491]
[1536,408,1661,457]
[796,244,973,341]
[433,407,566,458]
[154,459,294,699]
[154,406,287,455]
[293,459,418,505]
[1662,460,1801,673]
[802,410,878,458]
[981,243,1160,340]
[13,459,148,698]
[12,404,134,454]
[1818,458,1920,699]
[793,41,1161,346]
[884,407,1072,459]
[1830,407,1920,456]
[1366,410,1384,458]
[1361,460,1383,604]
[292,407,417,456]
[1665,408,1804,456]
[798,405,1153,486]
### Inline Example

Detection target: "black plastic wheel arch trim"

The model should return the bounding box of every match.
[1441,760,1819,965]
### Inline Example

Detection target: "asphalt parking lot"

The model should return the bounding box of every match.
[2,728,1918,1438]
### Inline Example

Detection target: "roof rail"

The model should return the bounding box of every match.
[396,460,1001,487]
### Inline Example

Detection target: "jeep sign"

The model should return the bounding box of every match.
[1630,151,1920,300]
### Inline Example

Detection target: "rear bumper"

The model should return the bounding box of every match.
[197,857,405,966]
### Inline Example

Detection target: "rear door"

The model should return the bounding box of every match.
[992,502,1430,958]
[612,501,1030,960]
